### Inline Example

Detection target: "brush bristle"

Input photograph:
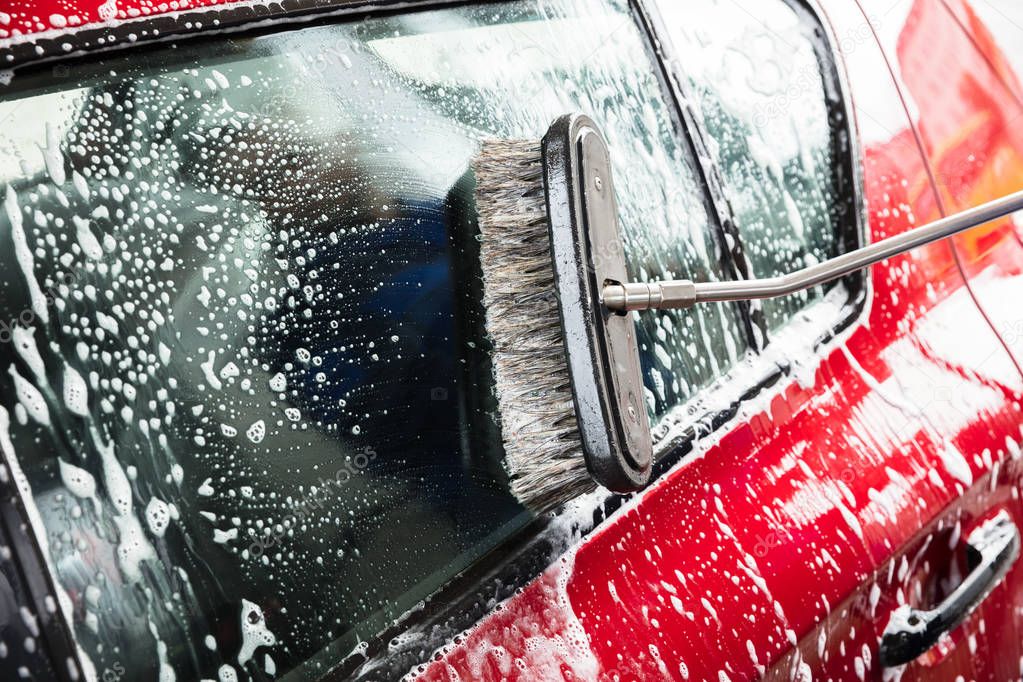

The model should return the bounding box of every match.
[474,139,595,512]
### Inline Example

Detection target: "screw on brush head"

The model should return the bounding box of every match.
[540,113,653,493]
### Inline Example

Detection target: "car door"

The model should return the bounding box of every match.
[412,0,1023,679]
[852,1,1023,677]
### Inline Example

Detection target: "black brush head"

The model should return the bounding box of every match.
[474,114,653,513]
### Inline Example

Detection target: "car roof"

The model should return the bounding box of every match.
[2,0,244,40]
[0,0,389,69]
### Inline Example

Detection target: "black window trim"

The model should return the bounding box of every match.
[0,455,81,680]
[0,0,870,680]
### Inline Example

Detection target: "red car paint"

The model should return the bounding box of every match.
[0,0,232,38]
[3,1,1023,680]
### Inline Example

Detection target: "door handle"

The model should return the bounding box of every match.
[879,511,1020,667]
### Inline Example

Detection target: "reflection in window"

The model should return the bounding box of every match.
[0,1,743,678]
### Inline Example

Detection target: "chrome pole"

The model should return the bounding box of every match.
[602,190,1023,313]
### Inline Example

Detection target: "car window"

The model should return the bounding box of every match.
[0,0,745,678]
[653,0,857,330]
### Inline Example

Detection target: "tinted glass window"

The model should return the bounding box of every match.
[0,1,744,678]
[654,0,856,330]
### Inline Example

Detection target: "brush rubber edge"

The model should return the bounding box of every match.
[540,113,653,493]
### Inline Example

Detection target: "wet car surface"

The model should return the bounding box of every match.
[1,1,1023,680]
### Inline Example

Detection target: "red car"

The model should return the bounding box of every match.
[1,0,1022,680]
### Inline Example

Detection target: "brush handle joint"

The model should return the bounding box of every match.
[602,281,697,312]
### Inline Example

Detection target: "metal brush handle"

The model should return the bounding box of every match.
[602,190,1023,312]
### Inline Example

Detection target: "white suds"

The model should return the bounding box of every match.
[237,600,276,666]
[6,186,50,324]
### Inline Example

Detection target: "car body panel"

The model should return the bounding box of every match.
[858,2,1023,675]
[941,0,1023,104]
[864,0,1023,370]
